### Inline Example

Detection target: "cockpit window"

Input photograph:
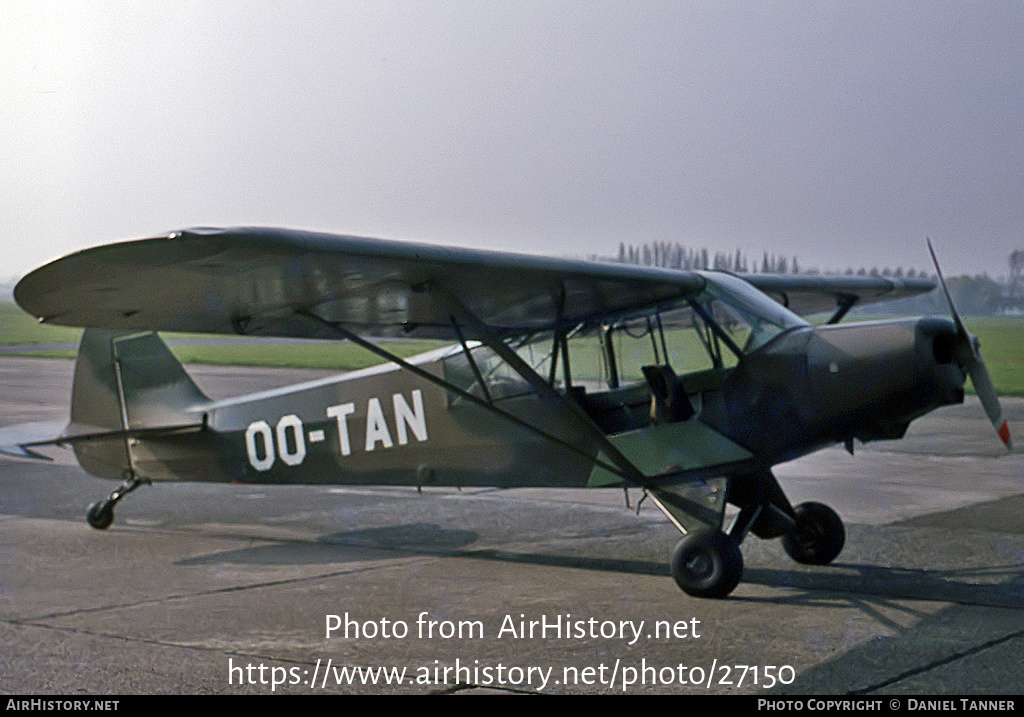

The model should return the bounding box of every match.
[442,273,809,399]
[694,272,809,353]
[441,343,534,404]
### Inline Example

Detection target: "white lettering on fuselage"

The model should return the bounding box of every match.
[244,390,428,472]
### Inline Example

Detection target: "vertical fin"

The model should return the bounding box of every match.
[70,330,208,479]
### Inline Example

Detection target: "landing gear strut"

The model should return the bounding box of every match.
[86,472,148,530]
[661,469,846,599]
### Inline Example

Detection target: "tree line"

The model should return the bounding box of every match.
[609,241,1024,316]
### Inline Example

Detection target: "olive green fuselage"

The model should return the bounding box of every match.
[78,316,964,492]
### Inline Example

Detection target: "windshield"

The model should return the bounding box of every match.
[695,272,809,353]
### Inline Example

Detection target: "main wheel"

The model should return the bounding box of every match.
[86,500,114,530]
[781,501,844,565]
[670,529,743,598]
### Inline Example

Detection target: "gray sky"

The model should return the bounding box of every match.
[3,1,1023,282]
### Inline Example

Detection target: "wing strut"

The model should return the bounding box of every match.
[301,281,744,534]
[294,309,635,484]
[418,286,724,534]
[427,287,650,484]
[827,295,858,325]
[449,318,492,404]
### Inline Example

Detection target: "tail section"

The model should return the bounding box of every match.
[70,330,209,479]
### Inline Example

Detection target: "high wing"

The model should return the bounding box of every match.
[746,273,936,319]
[15,227,935,339]
[16,227,703,341]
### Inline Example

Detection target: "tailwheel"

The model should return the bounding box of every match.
[781,501,845,565]
[84,471,148,531]
[86,500,114,530]
[671,529,743,598]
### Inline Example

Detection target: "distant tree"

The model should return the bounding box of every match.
[1010,249,1024,297]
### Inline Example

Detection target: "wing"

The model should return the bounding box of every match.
[15,227,936,341]
[15,228,704,341]
[744,273,936,318]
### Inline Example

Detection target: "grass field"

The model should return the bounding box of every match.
[0,302,445,371]
[2,302,1021,394]
[0,301,82,345]
[960,316,1024,397]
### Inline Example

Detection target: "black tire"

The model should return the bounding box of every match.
[782,502,844,565]
[86,500,114,530]
[670,529,743,598]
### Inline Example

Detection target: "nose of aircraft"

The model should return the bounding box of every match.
[803,242,1013,454]
[806,316,968,444]
[806,309,1012,453]
[927,239,1012,451]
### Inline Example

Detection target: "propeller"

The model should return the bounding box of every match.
[927,238,1012,450]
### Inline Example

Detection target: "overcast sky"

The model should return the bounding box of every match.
[3,1,1023,283]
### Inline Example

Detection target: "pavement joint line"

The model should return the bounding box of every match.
[849,626,1024,695]
[733,580,1024,611]
[2,619,371,678]
[3,619,544,694]
[434,682,540,695]
[6,555,430,624]
[3,618,295,662]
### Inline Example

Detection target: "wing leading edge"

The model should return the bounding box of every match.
[16,227,935,341]
[747,273,935,318]
[15,228,704,341]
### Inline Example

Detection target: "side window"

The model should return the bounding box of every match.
[441,345,532,404]
[609,316,720,385]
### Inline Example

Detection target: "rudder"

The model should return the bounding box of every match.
[70,330,209,479]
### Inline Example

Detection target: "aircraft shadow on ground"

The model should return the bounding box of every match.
[758,567,1024,694]
[740,561,1024,608]
[174,521,1024,608]
[175,522,480,566]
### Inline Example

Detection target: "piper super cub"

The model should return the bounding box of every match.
[1,228,1011,598]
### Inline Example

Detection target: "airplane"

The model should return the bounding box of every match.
[0,227,1012,598]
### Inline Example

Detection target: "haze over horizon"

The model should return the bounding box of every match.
[4,2,1023,282]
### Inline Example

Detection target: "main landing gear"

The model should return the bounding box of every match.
[86,472,148,530]
[670,529,744,599]
[667,481,845,599]
[781,501,845,566]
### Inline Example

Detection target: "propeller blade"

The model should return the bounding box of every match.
[926,237,968,340]
[926,238,1011,452]
[968,352,1012,450]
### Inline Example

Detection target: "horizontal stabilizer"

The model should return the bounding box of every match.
[0,420,204,461]
[0,421,68,460]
